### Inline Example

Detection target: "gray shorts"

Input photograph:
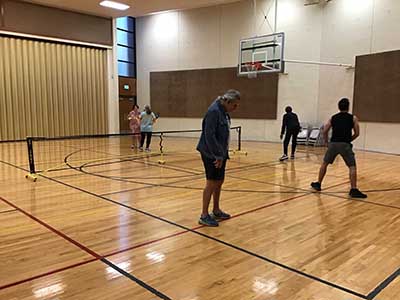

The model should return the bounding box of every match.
[324,142,356,167]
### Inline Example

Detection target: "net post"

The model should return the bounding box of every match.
[238,126,241,151]
[27,137,35,174]
[233,126,247,156]
[158,132,166,164]
[26,137,38,181]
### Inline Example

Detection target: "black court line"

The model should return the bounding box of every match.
[29,172,367,299]
[367,267,400,300]
[100,258,171,300]
[100,173,207,196]
[0,159,28,172]
[0,208,17,214]
[321,192,400,211]
[0,195,172,300]
[80,158,202,179]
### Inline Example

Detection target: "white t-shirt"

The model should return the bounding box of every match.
[140,111,156,132]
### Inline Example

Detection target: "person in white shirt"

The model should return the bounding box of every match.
[139,105,157,152]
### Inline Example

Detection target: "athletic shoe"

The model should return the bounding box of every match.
[145,148,151,152]
[210,210,231,220]
[290,154,295,159]
[138,147,143,152]
[198,214,219,227]
[349,188,367,199]
[279,154,288,161]
[311,182,321,191]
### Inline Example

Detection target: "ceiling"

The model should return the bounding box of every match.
[23,0,242,18]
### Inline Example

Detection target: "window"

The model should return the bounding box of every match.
[116,17,136,78]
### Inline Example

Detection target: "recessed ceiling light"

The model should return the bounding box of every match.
[99,0,130,11]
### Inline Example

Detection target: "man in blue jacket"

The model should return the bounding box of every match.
[197,89,240,227]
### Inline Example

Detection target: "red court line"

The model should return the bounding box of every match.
[0,259,98,290]
[0,196,101,259]
[226,193,310,221]
[103,229,191,257]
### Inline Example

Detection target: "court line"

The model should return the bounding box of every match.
[0,258,98,290]
[320,192,400,210]
[29,174,368,299]
[225,174,400,212]
[0,208,17,214]
[0,196,172,300]
[366,267,400,300]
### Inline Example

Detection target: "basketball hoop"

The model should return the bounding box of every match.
[244,62,262,79]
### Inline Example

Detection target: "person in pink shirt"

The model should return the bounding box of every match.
[128,104,141,149]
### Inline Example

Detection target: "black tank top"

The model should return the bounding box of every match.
[331,112,353,143]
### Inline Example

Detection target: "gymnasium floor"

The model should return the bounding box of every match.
[0,137,399,300]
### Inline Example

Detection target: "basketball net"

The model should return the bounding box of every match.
[244,62,262,79]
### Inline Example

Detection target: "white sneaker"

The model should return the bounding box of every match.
[279,154,288,161]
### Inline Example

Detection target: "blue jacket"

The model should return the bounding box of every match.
[197,98,231,160]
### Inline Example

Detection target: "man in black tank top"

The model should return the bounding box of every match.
[311,98,367,198]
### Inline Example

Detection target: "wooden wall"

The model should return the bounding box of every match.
[353,50,400,123]
[118,77,136,132]
[0,36,108,140]
[150,67,279,119]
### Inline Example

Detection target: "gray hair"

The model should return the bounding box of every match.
[222,89,241,102]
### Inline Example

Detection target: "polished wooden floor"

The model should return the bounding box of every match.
[0,137,399,300]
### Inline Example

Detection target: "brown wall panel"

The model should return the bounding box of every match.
[150,67,278,119]
[353,50,400,123]
[119,77,136,97]
[1,0,112,45]
[119,98,134,132]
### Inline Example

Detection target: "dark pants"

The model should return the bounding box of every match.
[201,154,227,181]
[140,132,152,148]
[283,129,299,155]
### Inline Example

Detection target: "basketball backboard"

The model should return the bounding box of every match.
[238,32,285,76]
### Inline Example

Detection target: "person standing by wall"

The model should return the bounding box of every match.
[279,106,301,161]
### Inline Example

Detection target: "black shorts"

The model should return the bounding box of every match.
[201,154,227,181]
[324,142,356,167]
